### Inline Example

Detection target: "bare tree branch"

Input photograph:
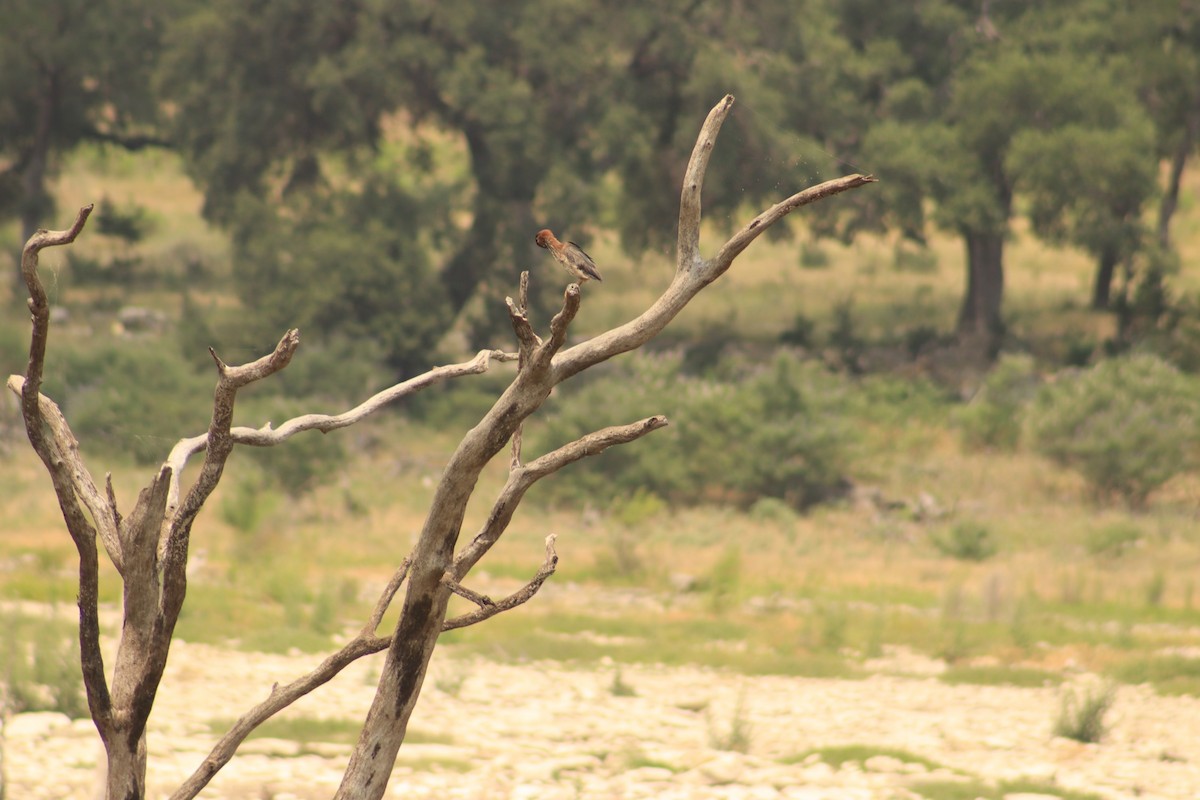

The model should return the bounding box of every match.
[440,574,495,608]
[676,94,735,273]
[442,535,558,632]
[15,205,114,733]
[712,173,877,270]
[6,376,122,570]
[156,331,303,653]
[336,95,871,798]
[170,330,302,537]
[335,281,600,799]
[168,633,391,800]
[170,558,414,800]
[452,415,669,580]
[533,284,582,372]
[162,347,517,517]
[510,271,535,469]
[365,559,412,636]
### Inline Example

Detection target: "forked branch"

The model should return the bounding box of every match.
[162,347,518,516]
[16,205,113,732]
[452,415,670,579]
[443,535,559,632]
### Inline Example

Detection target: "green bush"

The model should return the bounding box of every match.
[1053,683,1115,743]
[530,351,854,511]
[236,397,348,495]
[931,521,997,561]
[1029,355,1200,505]
[44,340,214,464]
[957,353,1038,451]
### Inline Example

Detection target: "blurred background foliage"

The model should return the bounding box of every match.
[7,2,1200,723]
[2,0,1200,512]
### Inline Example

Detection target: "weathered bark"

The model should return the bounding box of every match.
[957,230,1005,343]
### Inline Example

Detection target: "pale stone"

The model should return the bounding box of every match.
[863,754,906,773]
[6,711,71,738]
[700,752,746,785]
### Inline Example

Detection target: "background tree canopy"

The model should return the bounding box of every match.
[2,0,1197,365]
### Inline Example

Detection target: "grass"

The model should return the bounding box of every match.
[0,609,89,718]
[911,777,1105,800]
[207,715,454,747]
[1053,683,1116,743]
[1109,655,1200,696]
[939,665,1063,688]
[783,744,945,771]
[707,690,753,753]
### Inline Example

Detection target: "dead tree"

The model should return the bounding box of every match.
[10,94,873,800]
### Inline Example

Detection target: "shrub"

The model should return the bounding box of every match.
[1053,683,1115,743]
[237,397,348,495]
[531,351,854,511]
[1029,355,1200,505]
[956,353,1039,451]
[46,340,214,464]
[931,521,998,561]
[1083,523,1141,558]
[708,690,752,753]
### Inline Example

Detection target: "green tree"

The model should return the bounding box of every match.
[159,0,452,368]
[0,0,176,292]
[1006,82,1157,309]
[1104,0,1200,251]
[160,0,848,351]
[1009,0,1186,306]
[814,1,1161,339]
[229,182,450,377]
[1030,355,1200,506]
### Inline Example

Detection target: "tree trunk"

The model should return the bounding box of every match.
[102,732,148,800]
[15,76,58,299]
[1157,118,1197,251]
[956,230,1005,344]
[1091,246,1119,309]
[334,373,553,800]
[442,126,539,316]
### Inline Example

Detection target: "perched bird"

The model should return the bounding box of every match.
[534,229,603,284]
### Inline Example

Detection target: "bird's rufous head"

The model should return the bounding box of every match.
[534,229,556,249]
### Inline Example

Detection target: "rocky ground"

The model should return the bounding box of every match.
[5,636,1199,800]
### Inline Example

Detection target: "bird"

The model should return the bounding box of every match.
[534,229,603,284]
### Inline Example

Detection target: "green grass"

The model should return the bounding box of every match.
[438,609,865,678]
[1109,655,1200,696]
[911,777,1104,800]
[207,715,454,746]
[939,665,1063,688]
[783,744,946,772]
[396,756,474,772]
